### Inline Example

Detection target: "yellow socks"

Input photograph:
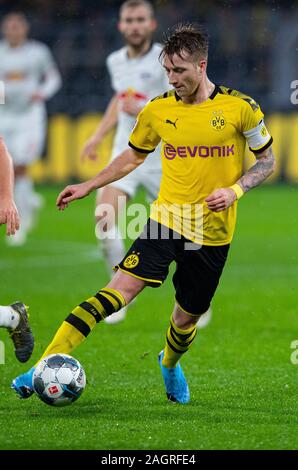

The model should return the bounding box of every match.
[36,288,126,364]
[162,317,197,368]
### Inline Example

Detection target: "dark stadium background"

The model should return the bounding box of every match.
[1,0,297,115]
[0,0,297,183]
[0,0,298,453]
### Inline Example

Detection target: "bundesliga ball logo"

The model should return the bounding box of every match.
[33,354,86,407]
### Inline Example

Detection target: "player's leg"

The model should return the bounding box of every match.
[159,243,230,404]
[158,303,198,404]
[12,270,146,398]
[0,302,34,362]
[37,269,145,360]
[12,219,173,399]
[8,165,31,245]
[95,185,130,324]
[7,122,45,245]
[41,219,172,355]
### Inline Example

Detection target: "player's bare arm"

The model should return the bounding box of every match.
[0,138,20,235]
[57,148,147,209]
[237,146,276,193]
[206,146,275,212]
[81,94,119,161]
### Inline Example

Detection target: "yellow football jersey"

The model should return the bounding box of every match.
[129,85,273,245]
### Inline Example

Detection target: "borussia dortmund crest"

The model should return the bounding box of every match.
[261,126,268,137]
[123,252,140,269]
[211,110,226,131]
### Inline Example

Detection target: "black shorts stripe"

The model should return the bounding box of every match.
[95,293,116,316]
[79,301,101,323]
[65,313,91,337]
[100,289,122,310]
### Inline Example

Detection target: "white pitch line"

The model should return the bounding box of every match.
[0,240,102,269]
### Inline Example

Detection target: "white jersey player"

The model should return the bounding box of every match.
[0,136,19,235]
[105,43,167,198]
[0,138,34,362]
[0,12,61,245]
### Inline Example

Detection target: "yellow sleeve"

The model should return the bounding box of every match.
[241,101,273,154]
[128,105,161,154]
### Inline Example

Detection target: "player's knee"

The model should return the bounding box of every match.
[172,306,199,329]
[173,315,198,330]
[108,270,145,304]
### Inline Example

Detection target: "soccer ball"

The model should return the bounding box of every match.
[33,354,86,407]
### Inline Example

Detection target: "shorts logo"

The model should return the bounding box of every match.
[211,110,226,131]
[261,126,268,137]
[123,252,140,269]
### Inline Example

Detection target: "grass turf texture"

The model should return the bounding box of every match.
[0,184,297,450]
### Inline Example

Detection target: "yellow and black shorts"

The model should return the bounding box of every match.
[115,219,230,315]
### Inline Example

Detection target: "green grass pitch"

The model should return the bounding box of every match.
[0,184,297,450]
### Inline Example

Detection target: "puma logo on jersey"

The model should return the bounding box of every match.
[166,118,178,129]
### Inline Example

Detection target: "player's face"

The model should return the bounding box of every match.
[118,6,156,47]
[163,52,207,99]
[2,15,29,45]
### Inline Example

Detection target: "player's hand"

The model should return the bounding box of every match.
[80,137,100,162]
[0,198,20,235]
[205,188,237,212]
[56,181,94,210]
[121,97,141,116]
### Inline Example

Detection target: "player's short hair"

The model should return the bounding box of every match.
[119,0,155,19]
[160,23,209,62]
[2,11,28,25]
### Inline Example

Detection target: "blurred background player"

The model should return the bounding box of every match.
[0,137,34,362]
[0,136,19,236]
[0,12,61,246]
[81,0,169,324]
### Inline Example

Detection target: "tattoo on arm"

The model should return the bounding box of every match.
[238,147,275,193]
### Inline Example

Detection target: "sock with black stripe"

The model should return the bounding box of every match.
[162,317,197,369]
[36,288,126,363]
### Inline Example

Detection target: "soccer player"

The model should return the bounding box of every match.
[0,136,19,236]
[12,24,275,403]
[0,302,34,363]
[0,12,61,245]
[0,138,34,362]
[81,0,169,324]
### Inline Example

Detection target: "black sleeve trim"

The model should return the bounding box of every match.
[128,141,155,154]
[250,136,273,154]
